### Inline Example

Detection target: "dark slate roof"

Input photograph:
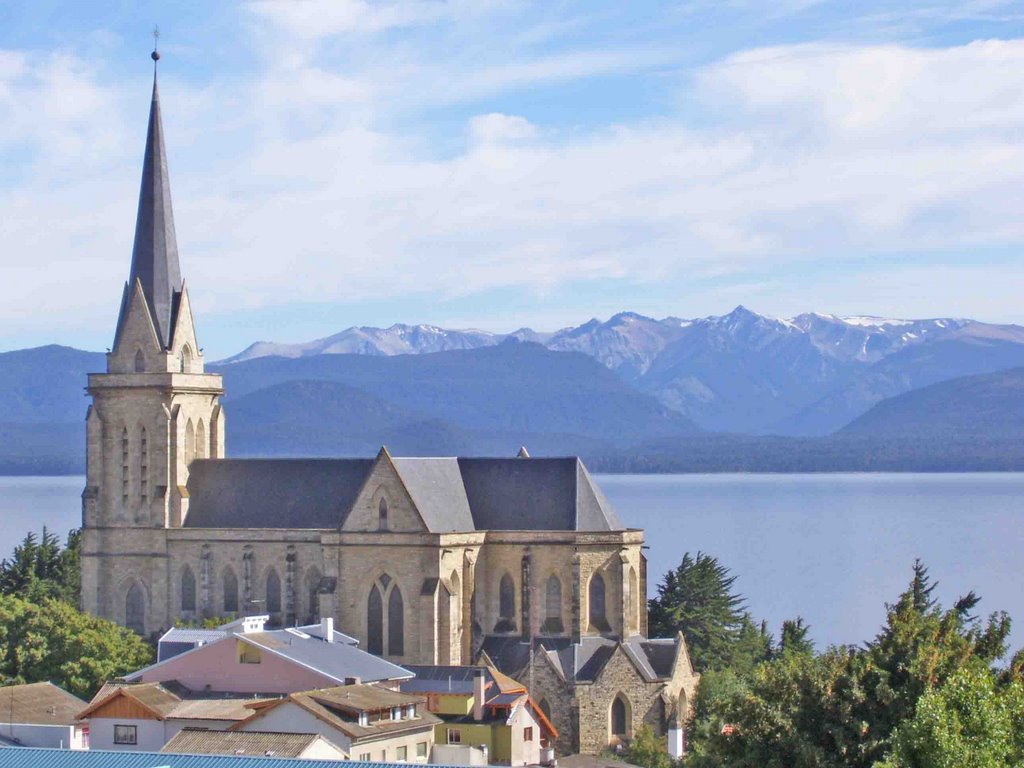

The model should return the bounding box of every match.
[391,459,474,532]
[185,454,623,533]
[116,72,182,349]
[401,666,495,696]
[482,634,679,684]
[184,459,372,529]
[458,458,622,531]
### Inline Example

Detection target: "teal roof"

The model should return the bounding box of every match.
[0,747,449,768]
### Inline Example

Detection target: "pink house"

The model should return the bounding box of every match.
[127,617,412,695]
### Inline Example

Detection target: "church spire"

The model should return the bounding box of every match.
[117,41,181,349]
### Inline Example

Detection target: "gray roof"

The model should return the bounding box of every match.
[116,71,181,349]
[482,635,679,684]
[184,459,372,528]
[240,628,413,684]
[401,666,496,696]
[162,730,326,758]
[184,454,622,533]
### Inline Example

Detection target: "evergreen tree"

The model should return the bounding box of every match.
[910,558,938,613]
[0,527,80,604]
[778,617,814,657]
[648,552,745,672]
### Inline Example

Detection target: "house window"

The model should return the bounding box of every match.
[447,728,462,744]
[524,727,534,742]
[381,750,387,761]
[405,704,416,719]
[416,742,428,758]
[396,746,408,761]
[392,707,401,720]
[359,753,371,761]
[113,724,137,745]
[238,642,261,664]
[359,712,369,727]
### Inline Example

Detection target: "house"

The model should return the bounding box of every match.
[231,684,438,763]
[161,729,345,760]
[402,666,557,766]
[127,617,411,694]
[0,683,87,749]
[0,746,413,767]
[75,681,273,752]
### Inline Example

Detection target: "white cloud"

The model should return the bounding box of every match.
[4,31,1024,351]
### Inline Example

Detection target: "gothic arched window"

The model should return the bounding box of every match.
[628,566,639,634]
[125,582,145,635]
[589,572,610,633]
[180,345,192,374]
[368,584,384,655]
[378,497,389,531]
[388,585,405,656]
[139,427,148,506]
[494,573,516,633]
[196,420,206,460]
[223,567,239,613]
[538,698,552,722]
[543,574,563,634]
[181,566,196,612]
[184,419,195,466]
[266,569,282,615]
[134,349,145,373]
[610,694,631,742]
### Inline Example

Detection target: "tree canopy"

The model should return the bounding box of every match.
[0,527,80,604]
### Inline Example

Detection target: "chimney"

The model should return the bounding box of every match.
[472,669,486,722]
[321,617,334,643]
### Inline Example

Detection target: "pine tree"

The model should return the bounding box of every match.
[648,552,746,671]
[778,617,814,657]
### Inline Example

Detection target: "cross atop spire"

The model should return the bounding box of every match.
[116,42,181,349]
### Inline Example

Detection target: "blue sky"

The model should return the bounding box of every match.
[2,1,1024,357]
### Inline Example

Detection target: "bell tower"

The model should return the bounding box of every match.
[81,48,225,635]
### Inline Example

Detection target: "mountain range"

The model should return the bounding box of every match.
[3,307,1024,474]
[221,307,1024,435]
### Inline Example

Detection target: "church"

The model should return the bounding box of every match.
[80,59,699,755]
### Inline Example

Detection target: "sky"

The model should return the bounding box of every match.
[2,1,1024,358]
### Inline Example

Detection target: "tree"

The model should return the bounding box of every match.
[880,662,1024,768]
[621,724,677,768]
[0,593,152,698]
[648,552,746,671]
[0,527,80,604]
[778,617,814,657]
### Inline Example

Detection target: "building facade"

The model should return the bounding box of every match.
[80,61,699,755]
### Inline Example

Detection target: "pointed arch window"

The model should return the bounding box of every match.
[196,420,206,460]
[610,694,631,742]
[542,574,563,634]
[223,567,239,614]
[627,566,639,635]
[589,572,610,633]
[125,582,145,635]
[139,427,149,506]
[368,576,404,657]
[266,569,282,615]
[121,427,130,505]
[181,566,196,613]
[388,585,405,656]
[134,349,145,372]
[495,573,516,633]
[378,497,389,531]
[368,584,384,655]
[180,345,192,374]
[184,419,195,466]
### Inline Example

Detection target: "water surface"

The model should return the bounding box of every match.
[1,473,1020,653]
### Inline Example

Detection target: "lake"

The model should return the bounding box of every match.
[1,473,1021,653]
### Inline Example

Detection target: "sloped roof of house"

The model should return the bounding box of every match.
[400,665,525,698]
[0,683,86,727]
[162,729,333,758]
[128,624,410,687]
[184,454,623,532]
[233,685,440,742]
[0,746,415,768]
[77,682,272,723]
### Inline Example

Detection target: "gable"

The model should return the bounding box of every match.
[169,284,200,368]
[342,452,428,533]
[110,279,163,371]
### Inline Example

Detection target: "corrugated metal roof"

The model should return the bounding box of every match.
[0,747,457,768]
